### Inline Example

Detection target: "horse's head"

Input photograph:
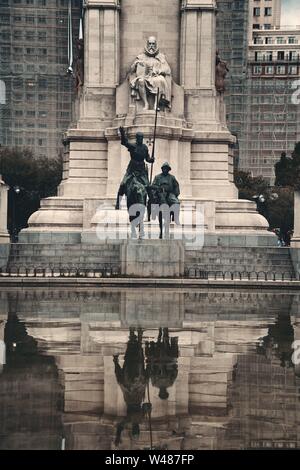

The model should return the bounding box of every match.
[127,176,147,209]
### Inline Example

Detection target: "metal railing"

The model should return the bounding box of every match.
[0,264,121,278]
[0,265,298,282]
[184,267,298,282]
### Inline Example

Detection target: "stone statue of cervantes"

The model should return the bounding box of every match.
[129,36,172,111]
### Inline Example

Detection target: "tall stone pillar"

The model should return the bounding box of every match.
[291,192,300,276]
[180,0,216,127]
[0,177,9,243]
[58,0,121,199]
[180,0,237,200]
[292,192,300,248]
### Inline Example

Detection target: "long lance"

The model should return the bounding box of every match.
[147,90,160,221]
[147,381,153,450]
[149,88,160,185]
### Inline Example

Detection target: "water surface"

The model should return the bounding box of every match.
[0,288,299,450]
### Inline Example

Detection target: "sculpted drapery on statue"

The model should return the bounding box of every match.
[215,50,229,94]
[129,36,172,111]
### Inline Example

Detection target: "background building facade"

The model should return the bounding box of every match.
[0,0,81,159]
[216,0,250,169]
[249,0,282,40]
[245,27,300,179]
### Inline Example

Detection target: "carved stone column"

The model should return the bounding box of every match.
[180,0,218,129]
[78,0,121,128]
[57,0,121,199]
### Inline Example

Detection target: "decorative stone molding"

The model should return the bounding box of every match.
[84,0,121,10]
[181,0,216,12]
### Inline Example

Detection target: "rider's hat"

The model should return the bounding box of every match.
[161,162,171,171]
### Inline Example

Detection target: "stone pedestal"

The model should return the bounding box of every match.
[121,240,185,277]
[291,191,300,276]
[0,177,9,244]
[292,192,300,248]
[21,0,275,246]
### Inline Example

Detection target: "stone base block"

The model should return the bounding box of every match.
[0,233,9,244]
[121,240,185,278]
[290,247,300,277]
[18,231,82,244]
[0,244,10,270]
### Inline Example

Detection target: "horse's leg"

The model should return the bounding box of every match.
[165,212,170,239]
[159,212,163,240]
[129,215,138,239]
[140,201,147,239]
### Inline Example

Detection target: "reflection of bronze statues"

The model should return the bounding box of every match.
[130,36,172,110]
[145,328,179,400]
[74,39,84,93]
[113,328,179,447]
[113,328,150,446]
[215,50,229,94]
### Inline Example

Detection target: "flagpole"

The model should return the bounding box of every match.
[67,0,74,74]
[147,89,160,222]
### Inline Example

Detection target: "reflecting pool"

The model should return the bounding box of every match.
[0,288,300,450]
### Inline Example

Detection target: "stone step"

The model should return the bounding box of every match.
[6,244,295,277]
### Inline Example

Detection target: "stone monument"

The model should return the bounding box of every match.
[21,0,274,246]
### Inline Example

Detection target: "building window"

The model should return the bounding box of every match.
[288,37,297,44]
[265,37,273,44]
[277,37,286,44]
[253,66,262,75]
[265,7,272,16]
[289,51,298,61]
[265,66,274,75]
[288,65,298,75]
[264,24,271,30]
[265,51,273,61]
[276,66,286,75]
[253,24,260,30]
[277,51,285,60]
[255,52,263,62]
[253,7,260,16]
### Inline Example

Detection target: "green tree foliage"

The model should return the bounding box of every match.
[234,169,294,244]
[0,147,62,233]
[234,170,269,201]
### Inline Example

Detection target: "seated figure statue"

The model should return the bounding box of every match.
[130,36,172,111]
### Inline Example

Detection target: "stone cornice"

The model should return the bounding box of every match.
[84,0,121,10]
[181,0,216,11]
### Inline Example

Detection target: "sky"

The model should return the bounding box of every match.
[281,0,300,26]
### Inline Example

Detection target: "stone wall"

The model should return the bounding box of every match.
[0,245,9,271]
[119,0,181,83]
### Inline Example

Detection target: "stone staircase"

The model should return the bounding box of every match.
[185,247,295,278]
[6,243,121,273]
[4,243,296,279]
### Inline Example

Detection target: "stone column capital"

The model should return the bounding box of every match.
[181,0,216,11]
[84,0,120,10]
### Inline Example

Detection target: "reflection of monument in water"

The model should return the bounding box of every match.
[1,289,300,450]
[23,0,272,243]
